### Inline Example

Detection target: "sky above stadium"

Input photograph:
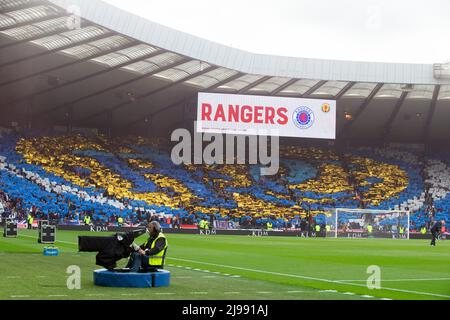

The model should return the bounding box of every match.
[103,0,450,64]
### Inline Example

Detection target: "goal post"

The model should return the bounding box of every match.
[324,208,410,239]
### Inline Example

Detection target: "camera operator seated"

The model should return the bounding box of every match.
[125,221,168,272]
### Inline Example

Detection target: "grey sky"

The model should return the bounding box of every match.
[103,0,450,64]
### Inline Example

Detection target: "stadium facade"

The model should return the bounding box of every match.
[0,0,449,144]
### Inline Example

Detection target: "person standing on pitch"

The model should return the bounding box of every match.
[430,220,445,246]
[27,213,34,229]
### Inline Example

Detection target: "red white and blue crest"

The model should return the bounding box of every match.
[293,106,315,129]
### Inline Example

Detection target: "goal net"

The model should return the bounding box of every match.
[324,208,410,239]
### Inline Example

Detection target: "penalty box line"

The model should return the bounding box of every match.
[168,257,450,299]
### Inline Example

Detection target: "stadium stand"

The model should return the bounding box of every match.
[0,130,448,230]
[0,0,447,236]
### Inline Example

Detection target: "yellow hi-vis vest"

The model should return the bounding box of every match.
[399,227,404,234]
[144,233,168,267]
[118,217,123,224]
[421,227,427,234]
[315,225,321,232]
[84,216,90,224]
[205,220,210,230]
[199,220,205,229]
[367,225,373,233]
[326,225,331,232]
[267,222,273,230]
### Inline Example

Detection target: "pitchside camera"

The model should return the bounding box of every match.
[78,228,146,270]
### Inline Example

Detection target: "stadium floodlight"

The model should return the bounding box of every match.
[433,62,450,79]
[401,84,414,92]
[324,208,410,239]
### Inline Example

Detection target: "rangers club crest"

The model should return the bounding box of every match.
[293,106,315,129]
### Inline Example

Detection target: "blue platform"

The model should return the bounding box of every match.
[93,269,170,288]
[43,247,59,256]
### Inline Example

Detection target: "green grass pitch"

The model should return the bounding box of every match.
[0,229,449,300]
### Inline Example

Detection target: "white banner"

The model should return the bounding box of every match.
[197,92,336,139]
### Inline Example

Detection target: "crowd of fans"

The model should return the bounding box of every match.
[0,129,448,232]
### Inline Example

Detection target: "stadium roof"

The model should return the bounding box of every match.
[0,0,449,143]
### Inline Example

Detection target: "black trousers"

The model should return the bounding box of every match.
[125,252,151,272]
[430,231,438,246]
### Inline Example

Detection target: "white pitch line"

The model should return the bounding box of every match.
[191,292,208,294]
[256,291,272,294]
[224,292,241,294]
[337,278,450,282]
[361,295,374,298]
[155,293,175,295]
[11,295,30,298]
[380,298,393,300]
[19,234,74,245]
[343,292,355,295]
[85,294,105,296]
[48,295,68,297]
[319,289,338,293]
[287,291,307,293]
[169,257,450,299]
[230,275,241,278]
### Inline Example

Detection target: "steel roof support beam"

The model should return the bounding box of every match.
[121,72,246,130]
[269,78,299,96]
[301,80,327,98]
[35,56,189,120]
[0,1,47,14]
[237,76,272,94]
[0,39,141,89]
[0,17,90,50]
[70,58,194,123]
[4,42,161,106]
[382,91,408,140]
[153,72,245,119]
[424,85,441,143]
[74,65,220,125]
[0,31,113,69]
[335,82,356,100]
[0,9,65,32]
[338,83,383,138]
